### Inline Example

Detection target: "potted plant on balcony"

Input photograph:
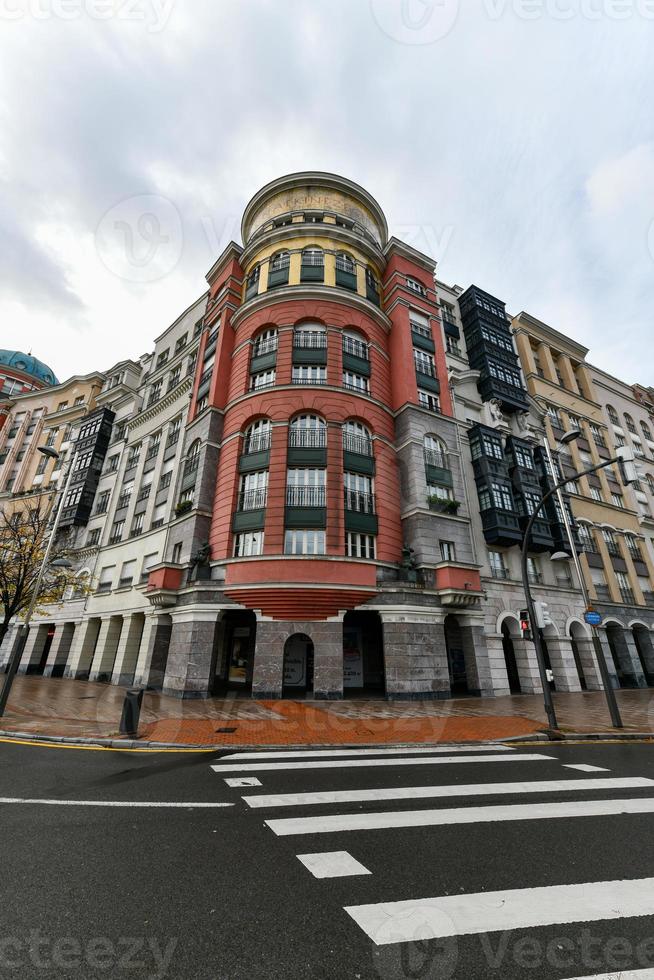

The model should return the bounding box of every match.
[174,499,192,517]
[426,495,461,514]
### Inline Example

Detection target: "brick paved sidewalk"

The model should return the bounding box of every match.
[2,676,654,745]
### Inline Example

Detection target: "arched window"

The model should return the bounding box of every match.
[335,251,357,290]
[244,418,272,455]
[607,404,619,425]
[245,264,260,300]
[641,421,652,442]
[365,267,380,305]
[184,439,202,477]
[289,414,326,448]
[624,413,637,434]
[293,322,327,351]
[342,419,372,457]
[342,328,369,361]
[252,328,278,357]
[300,247,324,283]
[424,434,447,469]
[268,250,290,288]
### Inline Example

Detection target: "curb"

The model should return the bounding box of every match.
[1,728,653,751]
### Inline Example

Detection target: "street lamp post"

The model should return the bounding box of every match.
[521,447,634,732]
[0,447,75,718]
[541,436,623,729]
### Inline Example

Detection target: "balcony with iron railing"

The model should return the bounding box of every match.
[342,336,369,360]
[237,488,268,511]
[253,336,278,357]
[344,489,376,514]
[294,331,327,349]
[423,448,447,469]
[291,374,327,386]
[245,432,272,454]
[342,379,369,394]
[490,567,510,580]
[300,252,325,282]
[289,428,327,448]
[594,584,611,601]
[286,486,326,507]
[619,587,636,605]
[343,433,372,457]
[413,356,437,378]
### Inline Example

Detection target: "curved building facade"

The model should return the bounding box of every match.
[0,349,58,430]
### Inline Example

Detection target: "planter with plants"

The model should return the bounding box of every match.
[175,499,192,517]
[426,496,461,514]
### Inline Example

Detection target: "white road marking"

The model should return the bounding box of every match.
[296,851,371,879]
[266,796,654,836]
[210,753,553,773]
[224,777,262,787]
[564,764,610,773]
[344,877,654,945]
[243,776,654,808]
[564,971,654,979]
[219,745,514,760]
[0,798,234,808]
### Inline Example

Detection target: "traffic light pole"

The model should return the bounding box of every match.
[521,452,631,732]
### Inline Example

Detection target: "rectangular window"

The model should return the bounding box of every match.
[439,540,456,562]
[151,502,167,528]
[491,482,514,510]
[345,532,376,559]
[286,468,326,507]
[413,349,436,378]
[172,542,183,564]
[251,369,276,390]
[527,557,542,584]
[488,550,508,579]
[611,493,625,509]
[445,335,461,355]
[239,471,268,510]
[97,566,115,593]
[589,486,603,501]
[140,552,159,582]
[514,446,534,469]
[87,528,101,547]
[119,560,137,587]
[109,521,124,544]
[409,310,431,338]
[546,405,563,427]
[342,370,369,393]
[418,389,440,413]
[292,365,327,385]
[233,531,265,557]
[95,490,110,515]
[131,513,144,536]
[284,529,326,555]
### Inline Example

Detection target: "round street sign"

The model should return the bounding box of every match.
[584,610,602,626]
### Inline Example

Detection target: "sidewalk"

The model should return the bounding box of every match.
[2,676,654,745]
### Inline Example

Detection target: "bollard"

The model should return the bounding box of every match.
[119,688,144,737]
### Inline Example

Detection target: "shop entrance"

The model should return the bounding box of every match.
[282,633,314,698]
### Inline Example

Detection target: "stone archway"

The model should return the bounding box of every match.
[444,614,470,696]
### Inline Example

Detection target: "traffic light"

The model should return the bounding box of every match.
[533,601,554,629]
[519,608,532,640]
[616,445,638,485]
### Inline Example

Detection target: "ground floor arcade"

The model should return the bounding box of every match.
[2,604,654,701]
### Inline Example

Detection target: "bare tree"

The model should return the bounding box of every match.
[0,496,76,651]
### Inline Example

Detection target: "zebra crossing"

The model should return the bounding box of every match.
[213,742,654,978]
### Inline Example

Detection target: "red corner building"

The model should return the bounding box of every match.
[154,173,486,699]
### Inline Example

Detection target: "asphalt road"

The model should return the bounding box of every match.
[1,738,654,980]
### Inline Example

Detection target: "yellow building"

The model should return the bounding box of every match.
[513,312,654,688]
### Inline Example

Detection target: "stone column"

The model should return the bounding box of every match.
[132,614,158,687]
[605,628,647,688]
[632,629,654,685]
[112,614,146,687]
[65,617,102,680]
[513,636,543,694]
[251,619,285,698]
[18,623,50,674]
[571,635,603,691]
[597,631,621,689]
[545,637,582,692]
[311,620,343,700]
[484,636,512,696]
[380,613,450,699]
[0,627,17,670]
[43,622,77,677]
[162,610,218,698]
[457,622,494,696]
[89,617,124,682]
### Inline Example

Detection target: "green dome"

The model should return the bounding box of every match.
[0,350,58,387]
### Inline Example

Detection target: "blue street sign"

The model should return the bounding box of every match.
[584,610,602,626]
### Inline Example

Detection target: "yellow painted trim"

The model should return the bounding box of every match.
[0,736,215,753]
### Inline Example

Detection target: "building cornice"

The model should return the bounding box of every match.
[513,312,589,361]
[239,224,385,271]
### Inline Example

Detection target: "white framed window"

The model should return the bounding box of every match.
[239,470,268,509]
[97,565,115,593]
[346,532,376,559]
[446,335,461,355]
[119,560,137,587]
[253,328,278,357]
[488,550,507,579]
[342,329,368,360]
[286,468,326,506]
[244,418,272,454]
[250,369,276,390]
[418,389,440,412]
[424,434,447,468]
[293,323,327,349]
[428,483,453,501]
[343,420,372,456]
[409,309,431,338]
[140,552,159,583]
[292,365,326,384]
[289,414,326,447]
[406,277,426,296]
[589,485,603,501]
[342,370,369,393]
[440,540,456,561]
[284,529,326,555]
[233,531,264,557]
[413,349,436,377]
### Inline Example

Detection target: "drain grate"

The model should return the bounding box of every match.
[215,726,237,733]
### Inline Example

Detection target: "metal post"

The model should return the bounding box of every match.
[0,455,76,718]
[520,535,559,731]
[542,439,623,729]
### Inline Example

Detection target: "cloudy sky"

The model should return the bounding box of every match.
[1,0,653,385]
